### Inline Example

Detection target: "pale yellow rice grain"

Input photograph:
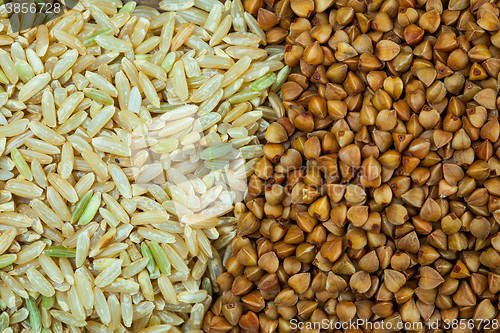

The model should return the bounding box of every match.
[94,287,111,325]
[36,25,49,57]
[68,286,86,320]
[0,271,28,298]
[0,229,16,257]
[50,310,86,327]
[108,163,132,198]
[74,269,95,311]
[39,254,64,284]
[81,150,109,180]
[59,258,75,285]
[0,119,29,137]
[131,210,170,225]
[46,186,72,221]
[108,294,121,331]
[121,292,133,327]
[29,121,66,145]
[159,274,178,305]
[47,173,78,203]
[172,60,189,101]
[76,233,90,268]
[27,267,55,297]
[102,193,130,223]
[138,72,160,108]
[14,240,46,265]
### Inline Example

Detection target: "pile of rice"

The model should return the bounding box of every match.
[0,0,288,332]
